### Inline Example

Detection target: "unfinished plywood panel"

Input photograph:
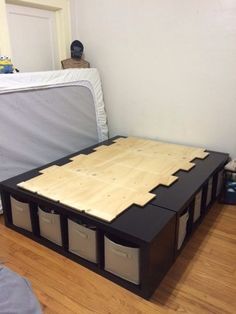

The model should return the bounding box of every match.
[112,137,209,160]
[17,137,209,222]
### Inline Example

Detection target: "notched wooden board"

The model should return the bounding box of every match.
[17,137,209,222]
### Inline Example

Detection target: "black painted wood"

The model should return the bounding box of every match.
[150,151,228,213]
[30,202,40,237]
[149,149,228,255]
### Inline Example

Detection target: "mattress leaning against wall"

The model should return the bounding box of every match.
[0,69,108,213]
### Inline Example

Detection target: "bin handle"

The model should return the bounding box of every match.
[41,217,52,224]
[74,229,88,239]
[15,207,24,212]
[111,248,128,258]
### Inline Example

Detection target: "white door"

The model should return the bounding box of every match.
[6,4,59,72]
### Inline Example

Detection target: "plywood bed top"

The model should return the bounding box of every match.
[17,137,209,222]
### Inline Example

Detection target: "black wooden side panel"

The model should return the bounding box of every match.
[143,215,176,298]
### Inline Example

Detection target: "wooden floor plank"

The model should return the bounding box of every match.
[0,202,235,313]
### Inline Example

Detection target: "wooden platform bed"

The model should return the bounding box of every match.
[0,136,228,299]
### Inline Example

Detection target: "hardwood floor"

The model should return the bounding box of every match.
[0,203,235,314]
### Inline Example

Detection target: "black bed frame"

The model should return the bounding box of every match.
[0,136,228,299]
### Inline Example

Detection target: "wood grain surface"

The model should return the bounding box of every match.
[17,137,209,221]
[0,202,235,314]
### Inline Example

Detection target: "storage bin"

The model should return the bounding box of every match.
[104,235,140,285]
[10,196,32,232]
[177,211,189,250]
[193,190,202,223]
[216,170,224,196]
[206,177,213,206]
[38,207,62,246]
[68,219,97,263]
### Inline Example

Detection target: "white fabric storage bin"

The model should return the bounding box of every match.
[10,196,32,232]
[193,190,202,223]
[0,198,3,215]
[104,236,140,285]
[68,219,97,263]
[216,170,224,196]
[177,211,189,250]
[38,207,62,246]
[206,177,213,206]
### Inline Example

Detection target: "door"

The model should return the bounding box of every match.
[6,4,59,72]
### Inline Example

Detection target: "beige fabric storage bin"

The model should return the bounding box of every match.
[68,219,97,263]
[206,177,213,206]
[216,170,224,196]
[10,196,32,232]
[193,190,202,223]
[177,211,189,250]
[104,236,140,285]
[38,207,62,246]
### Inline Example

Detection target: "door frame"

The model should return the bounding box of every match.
[0,0,71,62]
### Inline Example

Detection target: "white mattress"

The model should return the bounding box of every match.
[0,69,108,185]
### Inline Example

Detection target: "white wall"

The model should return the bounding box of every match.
[71,0,236,157]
